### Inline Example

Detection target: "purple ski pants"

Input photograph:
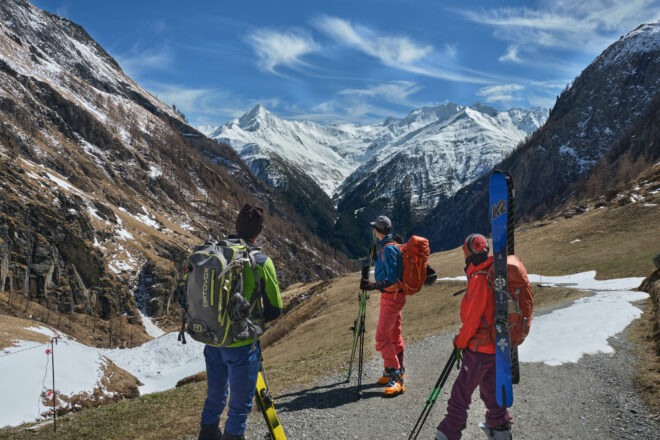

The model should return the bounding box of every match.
[437,350,510,440]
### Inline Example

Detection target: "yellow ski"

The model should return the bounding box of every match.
[255,368,286,440]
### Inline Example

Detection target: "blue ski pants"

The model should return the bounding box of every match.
[201,342,261,436]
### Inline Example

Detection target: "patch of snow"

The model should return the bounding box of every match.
[570,238,581,243]
[179,223,194,232]
[438,276,466,282]
[140,311,165,339]
[102,333,205,395]
[115,228,134,241]
[519,290,648,366]
[0,332,108,428]
[149,166,162,179]
[45,172,76,192]
[519,271,647,366]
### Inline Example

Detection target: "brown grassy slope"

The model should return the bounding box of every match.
[427,201,660,279]
[0,291,151,348]
[0,314,51,349]
[634,269,660,415]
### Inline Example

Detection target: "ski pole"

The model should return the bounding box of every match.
[408,350,457,440]
[346,234,376,383]
[346,265,369,383]
[356,290,367,399]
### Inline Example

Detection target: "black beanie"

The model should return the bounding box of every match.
[236,203,264,239]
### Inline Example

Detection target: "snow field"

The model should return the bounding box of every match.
[0,326,107,428]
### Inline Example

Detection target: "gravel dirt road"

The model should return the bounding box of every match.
[234,298,660,440]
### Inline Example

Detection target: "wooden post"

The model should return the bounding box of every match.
[50,337,58,432]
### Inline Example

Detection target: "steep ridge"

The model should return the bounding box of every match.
[416,21,660,251]
[0,0,350,341]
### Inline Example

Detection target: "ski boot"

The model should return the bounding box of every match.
[435,430,449,440]
[198,423,222,440]
[221,432,245,440]
[479,422,512,440]
[383,369,405,396]
[377,366,406,385]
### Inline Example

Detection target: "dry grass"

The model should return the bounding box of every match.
[427,202,660,279]
[0,314,51,350]
[0,291,151,348]
[630,298,660,417]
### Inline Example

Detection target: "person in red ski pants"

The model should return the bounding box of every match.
[435,233,512,440]
[360,215,406,396]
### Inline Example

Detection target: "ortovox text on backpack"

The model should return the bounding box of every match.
[177,239,263,347]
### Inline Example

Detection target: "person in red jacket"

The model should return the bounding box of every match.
[435,233,512,440]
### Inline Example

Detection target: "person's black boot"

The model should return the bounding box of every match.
[198,423,222,440]
[222,432,245,440]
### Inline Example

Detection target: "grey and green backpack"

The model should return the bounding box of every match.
[177,239,263,347]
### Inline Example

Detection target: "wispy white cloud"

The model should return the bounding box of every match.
[531,79,570,89]
[477,83,525,103]
[145,82,285,125]
[314,15,493,84]
[499,44,522,63]
[461,0,660,53]
[116,44,175,77]
[246,28,320,75]
[444,43,458,59]
[338,81,423,106]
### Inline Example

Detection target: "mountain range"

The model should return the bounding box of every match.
[202,102,547,254]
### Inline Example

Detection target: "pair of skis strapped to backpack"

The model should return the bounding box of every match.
[255,358,286,440]
[489,170,517,408]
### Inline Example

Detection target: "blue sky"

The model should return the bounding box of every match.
[33,0,660,126]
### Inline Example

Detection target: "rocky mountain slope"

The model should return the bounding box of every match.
[417,21,660,251]
[0,0,350,341]
[204,103,546,255]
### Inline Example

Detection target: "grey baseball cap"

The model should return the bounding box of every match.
[370,215,392,232]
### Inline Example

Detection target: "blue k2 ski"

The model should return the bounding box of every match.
[489,170,513,408]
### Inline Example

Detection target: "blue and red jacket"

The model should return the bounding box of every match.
[374,235,402,294]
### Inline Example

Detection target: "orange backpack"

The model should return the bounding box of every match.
[472,255,534,346]
[386,236,430,295]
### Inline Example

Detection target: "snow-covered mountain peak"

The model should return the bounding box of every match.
[469,102,499,116]
[598,20,660,67]
[204,102,548,217]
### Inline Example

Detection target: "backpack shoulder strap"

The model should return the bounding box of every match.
[469,270,490,280]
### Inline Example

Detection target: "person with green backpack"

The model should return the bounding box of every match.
[191,204,283,440]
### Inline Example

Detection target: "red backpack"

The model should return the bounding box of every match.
[386,236,430,295]
[471,255,534,347]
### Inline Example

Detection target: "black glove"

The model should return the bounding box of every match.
[360,278,376,291]
[360,279,393,291]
